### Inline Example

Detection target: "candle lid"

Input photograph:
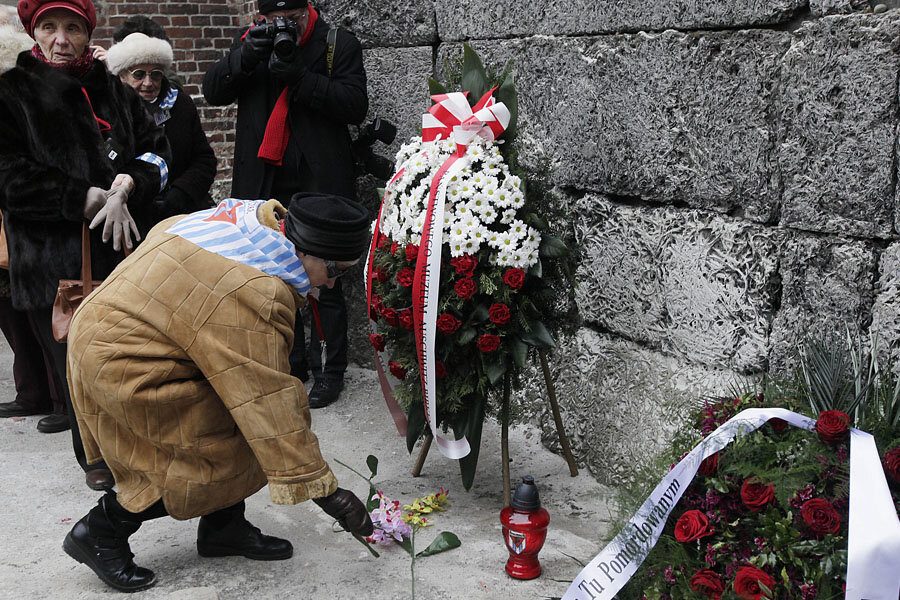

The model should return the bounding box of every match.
[511,475,541,511]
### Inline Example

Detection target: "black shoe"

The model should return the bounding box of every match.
[197,514,293,560]
[0,401,44,418]
[85,469,116,491]
[62,496,156,592]
[36,413,70,433]
[308,377,344,409]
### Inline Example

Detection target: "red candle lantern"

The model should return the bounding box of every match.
[500,475,551,579]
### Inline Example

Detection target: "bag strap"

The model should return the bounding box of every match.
[80,222,131,297]
[326,27,338,79]
[81,222,92,297]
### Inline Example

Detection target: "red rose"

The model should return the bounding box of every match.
[405,243,419,262]
[377,233,390,249]
[369,334,385,352]
[801,498,841,536]
[814,410,851,446]
[390,241,400,256]
[733,565,775,600]
[769,417,788,432]
[884,446,900,484]
[698,452,718,476]
[450,254,477,277]
[488,303,511,325]
[371,295,385,315]
[740,477,775,512]
[436,313,462,335]
[454,278,476,299]
[373,266,389,284]
[502,268,525,290]
[382,308,400,327]
[399,309,414,331]
[477,334,500,353]
[690,568,725,599]
[673,510,714,543]
[388,361,406,380]
[396,267,415,287]
[435,361,447,379]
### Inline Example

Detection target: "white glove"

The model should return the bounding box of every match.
[89,187,140,252]
[83,186,107,220]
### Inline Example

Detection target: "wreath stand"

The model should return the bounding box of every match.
[411,349,578,506]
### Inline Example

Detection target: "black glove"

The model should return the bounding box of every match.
[313,488,374,537]
[241,25,273,72]
[268,49,306,85]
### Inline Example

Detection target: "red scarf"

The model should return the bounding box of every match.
[257,6,319,166]
[30,44,94,79]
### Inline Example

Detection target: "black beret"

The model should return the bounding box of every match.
[284,193,370,262]
[258,0,307,14]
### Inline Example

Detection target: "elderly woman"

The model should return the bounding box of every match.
[0,0,170,491]
[63,194,373,592]
[106,19,216,230]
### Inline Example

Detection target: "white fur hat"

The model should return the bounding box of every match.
[0,24,34,75]
[106,32,173,76]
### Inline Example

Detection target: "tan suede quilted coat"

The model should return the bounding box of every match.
[67,216,337,519]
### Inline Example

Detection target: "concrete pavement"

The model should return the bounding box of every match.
[0,337,617,599]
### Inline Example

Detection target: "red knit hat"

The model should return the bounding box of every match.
[17,0,97,37]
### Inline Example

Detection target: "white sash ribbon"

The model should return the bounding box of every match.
[562,408,900,600]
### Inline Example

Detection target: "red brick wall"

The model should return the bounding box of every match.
[92,0,254,193]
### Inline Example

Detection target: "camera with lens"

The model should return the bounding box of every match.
[255,16,297,60]
[352,117,397,181]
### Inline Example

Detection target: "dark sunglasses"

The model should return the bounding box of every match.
[128,68,164,82]
[324,260,349,279]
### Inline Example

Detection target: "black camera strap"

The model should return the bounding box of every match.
[326,27,338,78]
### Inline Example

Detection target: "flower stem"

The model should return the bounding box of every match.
[410,528,416,600]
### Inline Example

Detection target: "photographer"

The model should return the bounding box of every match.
[203,0,367,409]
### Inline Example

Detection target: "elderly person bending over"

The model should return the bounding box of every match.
[63,194,374,592]
[0,0,170,491]
[105,18,216,229]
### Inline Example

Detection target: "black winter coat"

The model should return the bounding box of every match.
[202,17,367,201]
[0,53,170,310]
[135,80,216,235]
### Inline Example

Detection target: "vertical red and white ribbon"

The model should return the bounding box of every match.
[561,408,900,600]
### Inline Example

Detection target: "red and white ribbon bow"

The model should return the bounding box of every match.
[422,89,511,151]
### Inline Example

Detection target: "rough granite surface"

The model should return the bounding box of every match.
[777,14,900,238]
[572,193,783,374]
[434,0,807,39]
[444,30,789,222]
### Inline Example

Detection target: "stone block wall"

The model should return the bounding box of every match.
[43,0,900,485]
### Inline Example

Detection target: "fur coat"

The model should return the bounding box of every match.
[67,216,337,519]
[0,51,170,310]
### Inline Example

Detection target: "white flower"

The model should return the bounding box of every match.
[500,209,517,225]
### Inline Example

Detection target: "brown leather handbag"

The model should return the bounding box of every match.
[51,223,104,342]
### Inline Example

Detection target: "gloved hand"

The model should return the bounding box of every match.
[89,187,140,252]
[241,24,274,72]
[83,186,107,220]
[313,488,374,537]
[268,49,306,85]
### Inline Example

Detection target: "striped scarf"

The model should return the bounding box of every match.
[166,198,311,296]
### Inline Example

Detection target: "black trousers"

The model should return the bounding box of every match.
[105,491,245,526]
[0,296,61,413]
[290,280,348,381]
[27,306,108,473]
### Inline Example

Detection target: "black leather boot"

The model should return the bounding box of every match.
[63,496,156,592]
[197,502,293,561]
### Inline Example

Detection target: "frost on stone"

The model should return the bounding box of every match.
[521,329,743,486]
[870,244,900,375]
[572,194,781,373]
